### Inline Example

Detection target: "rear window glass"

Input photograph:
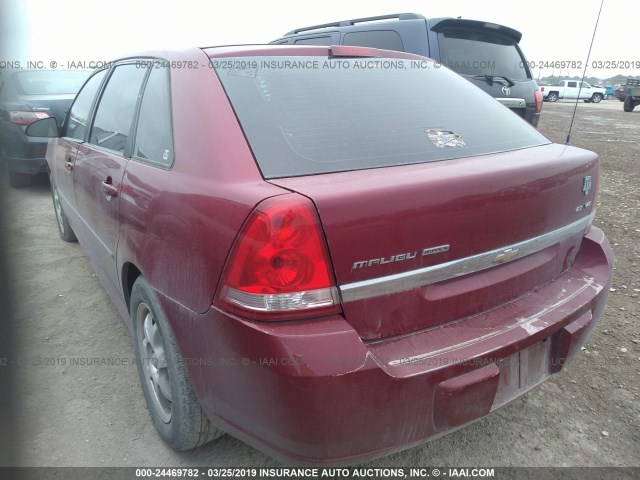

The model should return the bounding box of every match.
[294,36,333,45]
[14,70,90,95]
[214,56,548,179]
[439,28,530,81]
[343,31,404,52]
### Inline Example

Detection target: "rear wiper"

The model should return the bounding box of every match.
[472,75,515,87]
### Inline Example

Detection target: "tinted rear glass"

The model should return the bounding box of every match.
[14,70,90,95]
[342,31,404,52]
[439,28,530,81]
[294,36,333,45]
[214,56,548,179]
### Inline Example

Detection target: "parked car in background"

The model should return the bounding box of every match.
[623,79,640,112]
[0,69,89,187]
[614,83,627,101]
[602,85,614,100]
[540,80,606,103]
[271,13,544,127]
[29,44,613,465]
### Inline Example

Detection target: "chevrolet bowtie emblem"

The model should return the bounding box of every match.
[494,247,520,264]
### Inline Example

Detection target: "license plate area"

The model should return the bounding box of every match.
[492,339,551,409]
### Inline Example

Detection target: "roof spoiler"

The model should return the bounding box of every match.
[429,18,522,43]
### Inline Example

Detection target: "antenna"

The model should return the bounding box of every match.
[566,0,605,145]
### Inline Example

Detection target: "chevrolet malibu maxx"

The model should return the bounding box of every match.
[29,45,613,464]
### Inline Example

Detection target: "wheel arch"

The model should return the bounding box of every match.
[122,262,143,311]
[547,91,559,101]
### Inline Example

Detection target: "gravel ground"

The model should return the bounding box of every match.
[2,100,639,468]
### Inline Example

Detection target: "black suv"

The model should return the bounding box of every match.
[271,13,543,127]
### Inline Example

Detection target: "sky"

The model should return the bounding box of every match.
[4,0,640,80]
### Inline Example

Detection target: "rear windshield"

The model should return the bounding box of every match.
[13,70,90,95]
[439,28,530,81]
[214,56,548,179]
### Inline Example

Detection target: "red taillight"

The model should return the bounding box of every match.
[9,110,51,126]
[534,90,543,113]
[216,194,340,320]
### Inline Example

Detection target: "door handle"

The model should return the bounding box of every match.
[101,178,118,197]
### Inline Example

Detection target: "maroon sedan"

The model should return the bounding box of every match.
[28,45,613,464]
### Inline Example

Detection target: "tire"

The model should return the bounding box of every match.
[49,175,77,242]
[131,277,223,450]
[591,94,603,103]
[8,170,32,188]
[623,96,636,112]
[547,92,559,102]
[619,96,625,102]
[606,94,613,100]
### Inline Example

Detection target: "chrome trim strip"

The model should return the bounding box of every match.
[495,97,526,108]
[339,215,592,303]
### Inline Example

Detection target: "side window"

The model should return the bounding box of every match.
[294,36,332,45]
[342,31,404,52]
[567,81,577,88]
[89,64,147,154]
[65,69,107,140]
[133,66,174,167]
[580,82,589,88]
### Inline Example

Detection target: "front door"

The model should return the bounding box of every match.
[564,81,579,99]
[54,69,109,223]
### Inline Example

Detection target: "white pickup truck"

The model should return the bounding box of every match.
[540,80,606,103]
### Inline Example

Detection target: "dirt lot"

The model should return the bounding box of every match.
[2,100,639,468]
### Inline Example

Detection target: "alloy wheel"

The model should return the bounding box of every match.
[137,302,172,423]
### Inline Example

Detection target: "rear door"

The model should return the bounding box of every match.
[564,81,579,99]
[73,63,148,289]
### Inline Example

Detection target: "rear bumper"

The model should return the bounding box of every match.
[162,226,612,465]
[509,106,539,128]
